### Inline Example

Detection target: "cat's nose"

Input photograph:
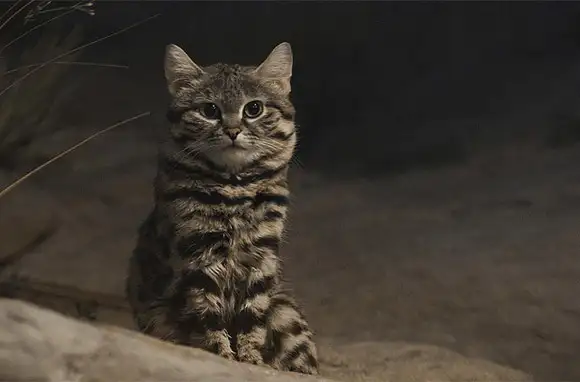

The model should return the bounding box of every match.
[225,128,241,141]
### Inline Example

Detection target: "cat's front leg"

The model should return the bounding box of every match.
[203,328,235,360]
[235,291,270,365]
[265,291,319,375]
[178,270,235,360]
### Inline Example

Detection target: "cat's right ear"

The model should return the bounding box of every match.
[164,44,204,96]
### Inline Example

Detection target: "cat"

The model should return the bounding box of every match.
[125,42,319,375]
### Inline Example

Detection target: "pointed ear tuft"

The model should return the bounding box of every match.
[255,42,293,79]
[254,42,293,94]
[164,44,204,96]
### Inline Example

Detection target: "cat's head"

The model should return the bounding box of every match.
[164,42,296,173]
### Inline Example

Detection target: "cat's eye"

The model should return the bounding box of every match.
[199,103,221,120]
[243,100,264,119]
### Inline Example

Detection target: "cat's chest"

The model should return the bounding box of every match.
[201,255,259,285]
[191,254,265,315]
[168,229,265,285]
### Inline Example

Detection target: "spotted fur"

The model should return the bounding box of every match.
[125,42,318,375]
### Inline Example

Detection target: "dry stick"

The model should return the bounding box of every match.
[0,12,160,98]
[34,3,93,18]
[0,0,36,32]
[0,111,151,200]
[4,61,129,75]
[0,6,77,55]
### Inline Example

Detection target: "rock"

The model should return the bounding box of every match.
[0,298,334,382]
[0,298,533,382]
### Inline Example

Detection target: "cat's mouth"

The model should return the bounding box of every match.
[223,140,247,150]
[224,146,246,153]
[206,139,255,169]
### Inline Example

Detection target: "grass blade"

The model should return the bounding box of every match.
[4,61,129,75]
[0,111,151,199]
[0,6,77,55]
[0,0,35,32]
[0,12,160,98]
[0,0,25,24]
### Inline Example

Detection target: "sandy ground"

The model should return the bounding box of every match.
[1,118,579,379]
[0,64,579,380]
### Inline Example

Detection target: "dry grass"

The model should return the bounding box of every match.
[0,1,95,168]
[0,1,156,305]
[0,1,158,191]
[0,27,84,167]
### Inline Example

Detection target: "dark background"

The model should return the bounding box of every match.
[4,2,580,381]
[21,0,580,177]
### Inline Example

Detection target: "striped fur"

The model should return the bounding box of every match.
[126,43,318,375]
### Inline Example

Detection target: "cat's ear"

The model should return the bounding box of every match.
[254,42,293,94]
[164,44,204,96]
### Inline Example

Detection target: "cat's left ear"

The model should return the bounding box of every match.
[254,42,293,94]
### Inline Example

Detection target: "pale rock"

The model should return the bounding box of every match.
[0,299,533,382]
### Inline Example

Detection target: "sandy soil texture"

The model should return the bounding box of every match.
[0,117,578,380]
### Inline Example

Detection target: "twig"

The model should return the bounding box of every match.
[0,6,77,55]
[32,3,94,18]
[24,0,95,24]
[0,111,151,199]
[0,12,160,98]
[4,61,129,75]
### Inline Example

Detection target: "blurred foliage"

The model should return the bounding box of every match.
[0,25,83,168]
[0,1,94,169]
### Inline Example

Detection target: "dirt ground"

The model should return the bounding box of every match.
[1,68,580,380]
